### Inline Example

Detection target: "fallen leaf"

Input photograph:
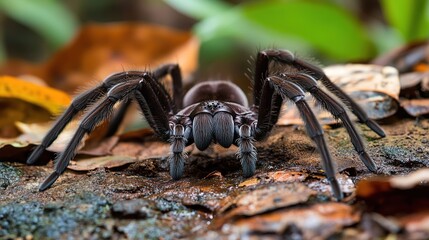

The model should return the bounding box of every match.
[238,170,308,187]
[399,72,429,98]
[78,136,119,156]
[356,168,429,215]
[0,76,71,137]
[69,155,137,171]
[308,173,356,194]
[228,202,359,239]
[221,183,315,217]
[15,121,80,153]
[40,23,199,93]
[372,40,429,73]
[0,76,71,114]
[400,98,429,117]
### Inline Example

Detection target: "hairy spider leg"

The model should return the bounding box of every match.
[28,65,182,164]
[254,50,386,138]
[39,73,174,191]
[152,64,183,110]
[105,64,182,137]
[168,122,191,179]
[26,72,136,164]
[236,123,257,177]
[261,76,343,200]
[281,72,377,172]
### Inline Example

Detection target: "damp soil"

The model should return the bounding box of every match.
[1,118,428,239]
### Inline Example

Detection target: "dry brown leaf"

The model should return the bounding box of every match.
[78,136,119,156]
[14,121,79,153]
[308,173,356,195]
[238,170,308,187]
[228,202,360,238]
[222,183,315,217]
[1,23,199,93]
[357,168,429,197]
[279,64,400,125]
[68,155,137,171]
[40,23,199,93]
[400,98,429,117]
[372,40,429,73]
[356,168,429,215]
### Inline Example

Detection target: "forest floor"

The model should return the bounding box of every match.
[1,118,429,239]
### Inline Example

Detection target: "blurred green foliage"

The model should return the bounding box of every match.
[0,0,429,64]
[166,0,429,62]
[0,0,77,62]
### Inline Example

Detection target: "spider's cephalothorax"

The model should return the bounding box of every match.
[27,50,386,200]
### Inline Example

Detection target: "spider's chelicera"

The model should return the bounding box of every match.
[27,50,385,200]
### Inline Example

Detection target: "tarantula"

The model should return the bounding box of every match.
[27,49,385,200]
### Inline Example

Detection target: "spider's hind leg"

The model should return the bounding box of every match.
[254,49,386,138]
[282,72,377,172]
[264,76,343,200]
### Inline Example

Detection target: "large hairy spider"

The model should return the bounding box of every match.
[27,49,385,200]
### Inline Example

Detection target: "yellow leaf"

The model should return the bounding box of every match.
[0,76,71,115]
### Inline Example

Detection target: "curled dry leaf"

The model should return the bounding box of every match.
[67,135,185,171]
[356,168,429,215]
[357,169,429,236]
[227,202,359,239]
[218,183,315,220]
[238,170,308,187]
[373,41,429,117]
[14,121,79,153]
[278,64,400,125]
[400,99,429,117]
[372,40,429,73]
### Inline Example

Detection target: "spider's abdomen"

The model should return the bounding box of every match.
[183,81,248,107]
[191,101,235,150]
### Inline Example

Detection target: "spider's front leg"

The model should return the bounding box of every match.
[39,78,143,190]
[255,76,343,200]
[26,72,132,164]
[168,121,192,179]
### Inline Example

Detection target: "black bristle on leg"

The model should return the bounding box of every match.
[256,77,344,200]
[281,72,378,172]
[237,124,257,178]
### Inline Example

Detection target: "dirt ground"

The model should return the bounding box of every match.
[1,117,429,239]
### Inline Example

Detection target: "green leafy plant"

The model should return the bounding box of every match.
[165,0,429,62]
